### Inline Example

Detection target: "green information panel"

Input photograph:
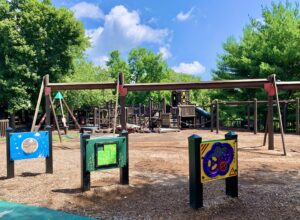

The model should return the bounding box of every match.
[86,136,126,171]
[96,143,117,167]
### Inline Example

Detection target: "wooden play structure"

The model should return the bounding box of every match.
[43,73,300,167]
[210,98,300,134]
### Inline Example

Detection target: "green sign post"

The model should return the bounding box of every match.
[80,131,128,191]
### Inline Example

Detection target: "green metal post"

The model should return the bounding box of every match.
[225,131,238,197]
[119,130,129,184]
[6,127,14,178]
[188,134,203,209]
[81,133,91,191]
[45,125,53,173]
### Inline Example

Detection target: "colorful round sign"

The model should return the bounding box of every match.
[21,138,39,154]
[203,142,234,178]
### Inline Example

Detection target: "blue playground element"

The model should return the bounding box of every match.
[9,131,49,161]
[195,107,211,119]
[0,200,93,220]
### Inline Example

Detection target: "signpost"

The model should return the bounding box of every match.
[80,131,128,191]
[188,131,238,209]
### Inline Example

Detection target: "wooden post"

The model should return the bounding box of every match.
[283,102,287,132]
[162,97,166,113]
[44,75,51,127]
[254,98,258,134]
[119,73,129,185]
[62,98,81,130]
[139,103,142,126]
[31,77,45,131]
[247,104,251,131]
[272,75,286,155]
[268,95,274,150]
[49,95,62,143]
[6,127,14,178]
[263,111,268,146]
[296,98,299,135]
[210,100,214,132]
[149,98,153,130]
[188,134,203,209]
[45,125,53,173]
[216,99,219,134]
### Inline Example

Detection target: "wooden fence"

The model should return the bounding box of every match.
[0,119,9,137]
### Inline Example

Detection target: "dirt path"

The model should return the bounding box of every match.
[0,130,299,219]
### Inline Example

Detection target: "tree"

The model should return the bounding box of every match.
[0,0,88,113]
[211,2,300,125]
[213,1,300,101]
[106,50,130,82]
[126,48,170,104]
[62,59,114,110]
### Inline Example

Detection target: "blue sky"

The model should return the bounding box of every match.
[52,0,298,80]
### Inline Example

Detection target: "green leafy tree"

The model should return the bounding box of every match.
[213,2,300,101]
[106,50,130,82]
[0,0,88,113]
[62,59,114,110]
[127,48,170,104]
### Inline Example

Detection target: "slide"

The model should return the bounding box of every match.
[195,107,211,119]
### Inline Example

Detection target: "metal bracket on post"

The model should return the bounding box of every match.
[188,134,203,209]
[225,131,238,198]
[6,127,14,178]
[45,125,53,174]
[81,133,91,191]
[119,130,129,185]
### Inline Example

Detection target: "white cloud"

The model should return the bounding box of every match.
[86,5,169,63]
[71,2,104,19]
[159,46,172,60]
[92,55,109,67]
[172,61,205,75]
[176,7,194,21]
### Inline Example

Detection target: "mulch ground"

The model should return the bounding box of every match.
[0,129,299,219]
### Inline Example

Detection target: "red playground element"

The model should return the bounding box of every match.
[264,83,275,96]
[118,85,128,96]
[44,87,51,96]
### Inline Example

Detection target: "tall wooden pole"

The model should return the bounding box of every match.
[45,75,51,127]
[31,77,45,131]
[210,100,214,132]
[272,75,286,155]
[49,95,62,143]
[247,104,251,131]
[296,97,299,135]
[162,97,166,113]
[254,98,258,134]
[149,98,153,129]
[216,99,219,134]
[62,98,81,130]
[267,95,274,150]
[283,102,287,132]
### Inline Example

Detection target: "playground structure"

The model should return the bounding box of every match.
[5,126,53,178]
[210,98,300,134]
[188,131,238,209]
[44,73,300,152]
[90,90,209,131]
